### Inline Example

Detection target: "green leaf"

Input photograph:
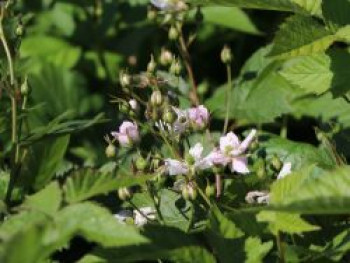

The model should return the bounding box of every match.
[187,0,296,12]
[323,0,350,30]
[21,181,62,215]
[0,202,148,263]
[269,15,336,59]
[256,211,319,234]
[197,7,261,34]
[244,237,273,263]
[19,135,70,191]
[82,225,216,263]
[208,205,244,239]
[260,134,336,169]
[64,168,155,203]
[20,36,81,70]
[267,166,350,214]
[280,51,350,96]
[56,202,149,247]
[157,189,192,231]
[206,46,299,124]
[309,229,350,261]
[291,93,350,128]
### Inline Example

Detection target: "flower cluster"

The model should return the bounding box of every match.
[165,129,257,176]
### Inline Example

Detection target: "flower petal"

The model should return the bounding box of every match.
[239,129,257,153]
[165,159,188,176]
[231,157,249,174]
[189,143,203,161]
[277,162,292,180]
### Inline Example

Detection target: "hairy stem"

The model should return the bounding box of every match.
[178,28,199,106]
[223,64,232,134]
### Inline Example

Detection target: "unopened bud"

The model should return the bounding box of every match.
[120,71,131,87]
[119,101,130,114]
[159,48,173,66]
[147,55,157,73]
[169,58,182,76]
[151,90,163,106]
[221,45,232,64]
[118,187,132,201]
[135,156,148,171]
[168,25,179,41]
[270,155,282,171]
[16,24,24,36]
[162,107,176,124]
[105,144,116,158]
[147,8,157,21]
[20,78,30,96]
[254,159,266,178]
[205,184,215,198]
[129,99,139,113]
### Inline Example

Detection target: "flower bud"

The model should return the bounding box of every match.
[169,58,182,76]
[220,45,232,64]
[111,121,140,147]
[182,184,197,201]
[147,8,157,21]
[147,55,157,74]
[162,107,176,124]
[151,90,163,106]
[182,186,190,201]
[135,156,148,171]
[105,144,116,158]
[20,78,30,96]
[188,105,209,131]
[118,187,132,201]
[119,71,131,87]
[254,159,266,178]
[119,101,130,114]
[128,99,139,113]
[168,25,179,41]
[205,184,215,198]
[188,184,197,201]
[16,24,24,36]
[159,48,173,66]
[270,155,282,171]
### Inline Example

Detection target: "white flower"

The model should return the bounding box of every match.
[165,143,212,176]
[277,162,292,180]
[114,210,133,223]
[150,0,187,11]
[206,129,257,174]
[245,191,270,204]
[134,207,156,227]
[129,99,139,112]
[165,159,188,176]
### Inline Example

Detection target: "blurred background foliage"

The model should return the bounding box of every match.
[1,0,349,174]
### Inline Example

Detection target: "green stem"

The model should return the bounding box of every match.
[177,27,199,106]
[194,182,211,207]
[276,232,285,263]
[280,116,288,139]
[1,6,20,205]
[223,64,232,134]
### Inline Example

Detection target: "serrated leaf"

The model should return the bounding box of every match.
[195,7,261,35]
[260,134,336,169]
[20,36,81,70]
[245,237,273,263]
[21,181,62,215]
[269,15,336,59]
[208,205,244,239]
[256,211,319,234]
[19,135,70,191]
[267,166,350,214]
[81,225,216,263]
[323,0,350,31]
[64,168,154,203]
[280,51,350,96]
[187,0,297,12]
[0,202,148,263]
[158,189,192,231]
